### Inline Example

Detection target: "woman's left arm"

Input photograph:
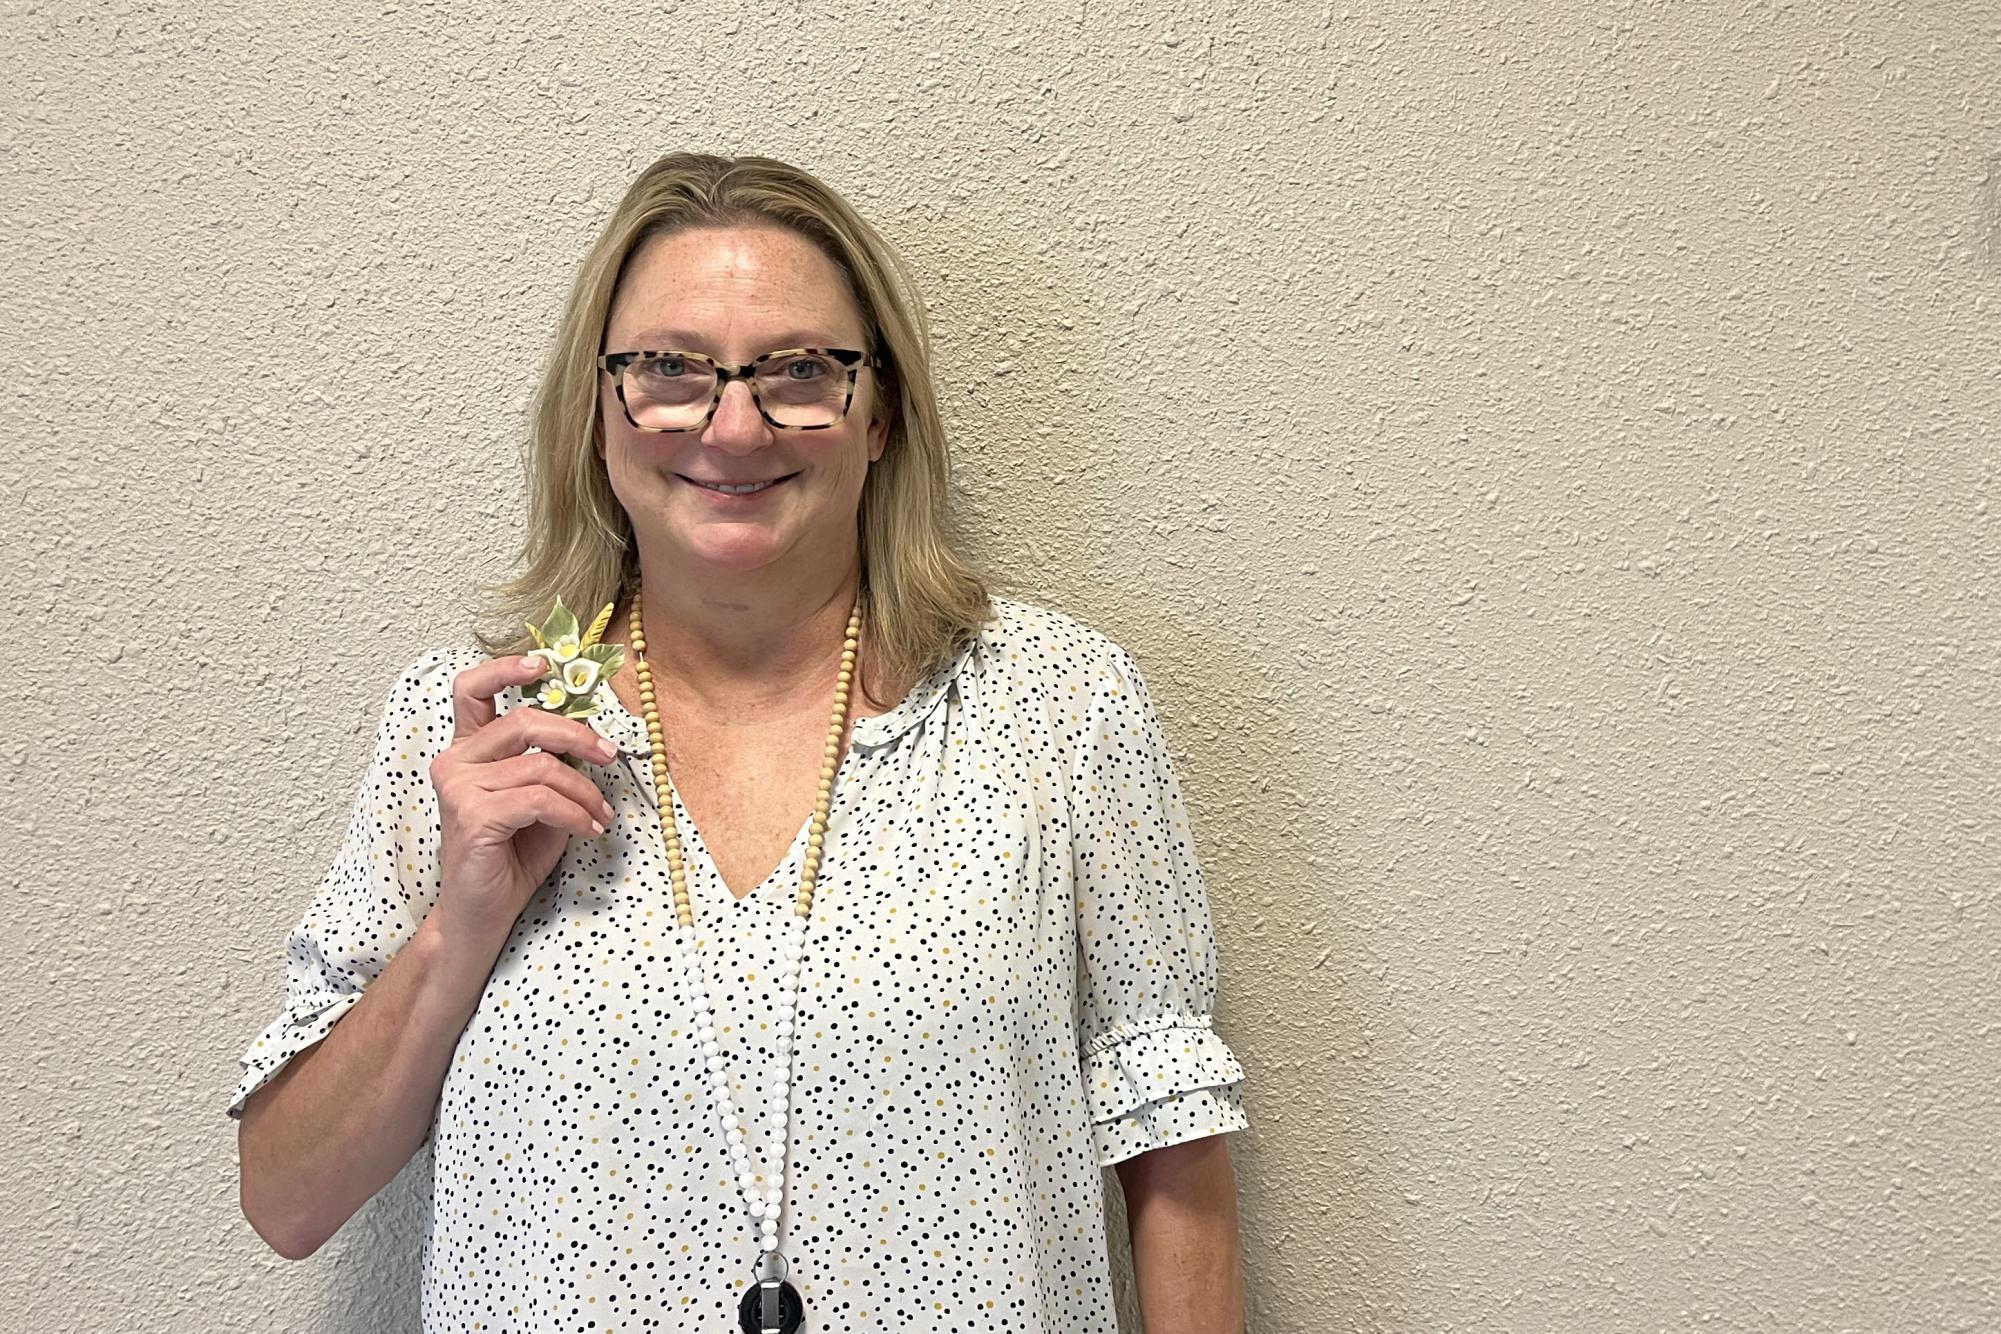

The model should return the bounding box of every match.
[1116,1134,1246,1334]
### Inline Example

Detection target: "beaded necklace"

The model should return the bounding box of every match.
[625,583,859,1334]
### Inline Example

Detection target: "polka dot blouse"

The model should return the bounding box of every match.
[226,594,1249,1332]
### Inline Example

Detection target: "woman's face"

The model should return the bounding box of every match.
[596,225,889,581]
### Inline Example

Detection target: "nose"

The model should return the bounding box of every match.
[702,377,772,450]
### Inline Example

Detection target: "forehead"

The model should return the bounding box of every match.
[606,225,867,345]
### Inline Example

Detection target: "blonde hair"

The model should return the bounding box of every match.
[470,152,994,708]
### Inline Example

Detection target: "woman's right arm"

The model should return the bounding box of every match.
[235,909,510,1260]
[234,652,617,1260]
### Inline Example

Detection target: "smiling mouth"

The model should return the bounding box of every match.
[678,472,800,496]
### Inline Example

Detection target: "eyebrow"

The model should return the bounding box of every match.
[617,328,860,352]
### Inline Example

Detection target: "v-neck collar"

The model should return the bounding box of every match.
[661,776,818,911]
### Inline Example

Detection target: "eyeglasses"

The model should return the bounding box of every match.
[596,347,878,432]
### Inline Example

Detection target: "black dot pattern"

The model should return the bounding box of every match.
[226,595,1248,1330]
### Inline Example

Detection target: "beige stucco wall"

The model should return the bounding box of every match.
[5,1,1996,1330]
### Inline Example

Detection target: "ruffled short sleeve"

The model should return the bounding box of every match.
[1067,644,1249,1169]
[224,649,460,1124]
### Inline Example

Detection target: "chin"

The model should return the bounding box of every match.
[676,530,789,568]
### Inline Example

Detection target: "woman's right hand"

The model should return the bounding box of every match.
[429,654,621,944]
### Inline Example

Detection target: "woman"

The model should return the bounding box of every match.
[228,152,1249,1333]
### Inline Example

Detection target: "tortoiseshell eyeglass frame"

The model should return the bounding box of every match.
[595,347,879,432]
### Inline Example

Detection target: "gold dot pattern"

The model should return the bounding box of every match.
[224,596,1249,1329]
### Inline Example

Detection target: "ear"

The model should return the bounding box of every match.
[866,374,893,463]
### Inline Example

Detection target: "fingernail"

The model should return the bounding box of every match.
[520,656,542,672]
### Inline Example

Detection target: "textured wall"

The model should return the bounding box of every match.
[5,1,1997,1330]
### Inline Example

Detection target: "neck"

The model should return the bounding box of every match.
[626,549,866,716]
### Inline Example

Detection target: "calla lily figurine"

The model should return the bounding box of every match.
[517,595,625,767]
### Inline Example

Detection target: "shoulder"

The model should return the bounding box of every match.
[973,599,1185,798]
[971,598,1160,768]
[973,595,1139,690]
[364,645,491,759]
[381,645,489,707]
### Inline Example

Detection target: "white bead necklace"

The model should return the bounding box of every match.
[626,584,859,1334]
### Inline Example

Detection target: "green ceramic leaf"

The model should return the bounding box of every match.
[543,596,581,644]
[582,643,623,668]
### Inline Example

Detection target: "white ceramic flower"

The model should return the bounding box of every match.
[562,657,602,695]
[519,596,624,773]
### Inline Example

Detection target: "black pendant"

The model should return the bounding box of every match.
[737,1277,804,1334]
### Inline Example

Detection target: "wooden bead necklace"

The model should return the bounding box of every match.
[625,582,860,1334]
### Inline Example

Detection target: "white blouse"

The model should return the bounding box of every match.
[226,594,1250,1332]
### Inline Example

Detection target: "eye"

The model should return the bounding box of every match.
[628,354,710,389]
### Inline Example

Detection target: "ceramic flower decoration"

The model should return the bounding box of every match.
[518,596,625,767]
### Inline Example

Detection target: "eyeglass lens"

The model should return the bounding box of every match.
[623,353,850,429]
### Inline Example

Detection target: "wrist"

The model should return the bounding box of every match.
[409,909,509,1016]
